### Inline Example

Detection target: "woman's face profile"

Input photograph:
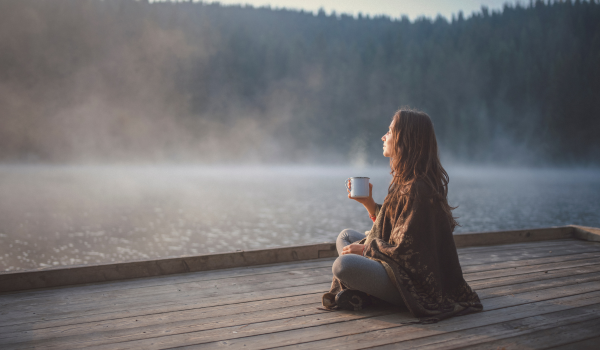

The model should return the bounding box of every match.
[382,120,394,158]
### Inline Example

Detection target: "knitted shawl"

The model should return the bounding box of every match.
[326,180,483,322]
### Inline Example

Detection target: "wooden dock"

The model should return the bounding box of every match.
[1,225,600,349]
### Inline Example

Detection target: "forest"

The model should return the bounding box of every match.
[0,0,599,165]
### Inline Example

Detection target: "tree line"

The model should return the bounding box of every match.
[0,0,598,165]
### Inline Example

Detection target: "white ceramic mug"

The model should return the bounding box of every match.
[346,177,370,198]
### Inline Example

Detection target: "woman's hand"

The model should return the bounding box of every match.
[347,181,377,217]
[342,244,365,255]
[347,181,374,203]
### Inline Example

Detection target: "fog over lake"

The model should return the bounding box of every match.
[1,165,599,272]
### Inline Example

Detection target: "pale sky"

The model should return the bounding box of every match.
[201,0,520,20]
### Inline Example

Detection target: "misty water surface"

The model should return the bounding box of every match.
[1,165,599,272]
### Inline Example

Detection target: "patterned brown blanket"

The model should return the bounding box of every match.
[326,180,483,323]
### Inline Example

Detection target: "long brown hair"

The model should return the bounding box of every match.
[385,108,459,231]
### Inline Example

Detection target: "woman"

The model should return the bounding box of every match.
[322,108,483,323]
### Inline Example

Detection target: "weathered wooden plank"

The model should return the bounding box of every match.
[457,245,600,266]
[3,244,599,328]
[2,258,596,348]
[0,239,588,310]
[2,239,594,310]
[460,245,600,265]
[0,258,335,301]
[465,256,600,282]
[470,265,600,294]
[9,265,597,344]
[0,253,548,320]
[259,290,600,350]
[2,305,406,350]
[0,247,596,348]
[459,248,600,268]
[0,295,344,348]
[0,256,591,328]
[483,281,600,310]
[0,242,339,293]
[3,261,597,339]
[0,267,333,315]
[459,317,600,350]
[461,251,600,274]
[453,226,574,248]
[456,238,594,254]
[3,260,597,339]
[549,335,600,350]
[23,280,600,350]
[0,242,596,322]
[572,225,600,243]
[459,239,599,255]
[2,225,593,294]
[0,244,565,310]
[4,241,594,312]
[2,228,600,350]
[0,289,313,336]
[0,280,331,329]
[365,303,600,350]
[4,239,591,308]
[0,277,331,323]
[0,293,324,342]
[175,289,600,350]
[5,238,591,302]
[476,272,600,300]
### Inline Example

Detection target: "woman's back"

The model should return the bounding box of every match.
[324,108,482,322]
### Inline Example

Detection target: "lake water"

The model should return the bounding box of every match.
[1,165,599,272]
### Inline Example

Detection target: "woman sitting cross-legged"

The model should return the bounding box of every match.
[322,108,483,323]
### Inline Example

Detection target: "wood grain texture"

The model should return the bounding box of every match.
[0,257,335,301]
[0,242,338,293]
[3,260,597,339]
[453,226,574,248]
[178,290,600,350]
[2,238,595,307]
[268,291,600,350]
[548,335,600,350]
[459,317,600,350]
[461,251,600,273]
[366,303,600,350]
[1,238,600,350]
[5,272,599,349]
[572,225,600,243]
[2,242,597,325]
[1,261,597,340]
[2,239,592,318]
[5,225,599,293]
[0,276,332,327]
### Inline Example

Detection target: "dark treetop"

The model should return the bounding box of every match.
[1,0,599,165]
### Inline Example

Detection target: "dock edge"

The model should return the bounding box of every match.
[1,225,599,293]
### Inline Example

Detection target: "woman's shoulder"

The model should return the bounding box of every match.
[412,178,436,196]
[385,178,434,201]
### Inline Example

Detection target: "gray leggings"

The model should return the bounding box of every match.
[333,229,405,307]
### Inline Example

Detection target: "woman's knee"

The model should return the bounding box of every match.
[337,228,354,241]
[337,229,364,246]
[336,229,356,255]
[332,254,363,281]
